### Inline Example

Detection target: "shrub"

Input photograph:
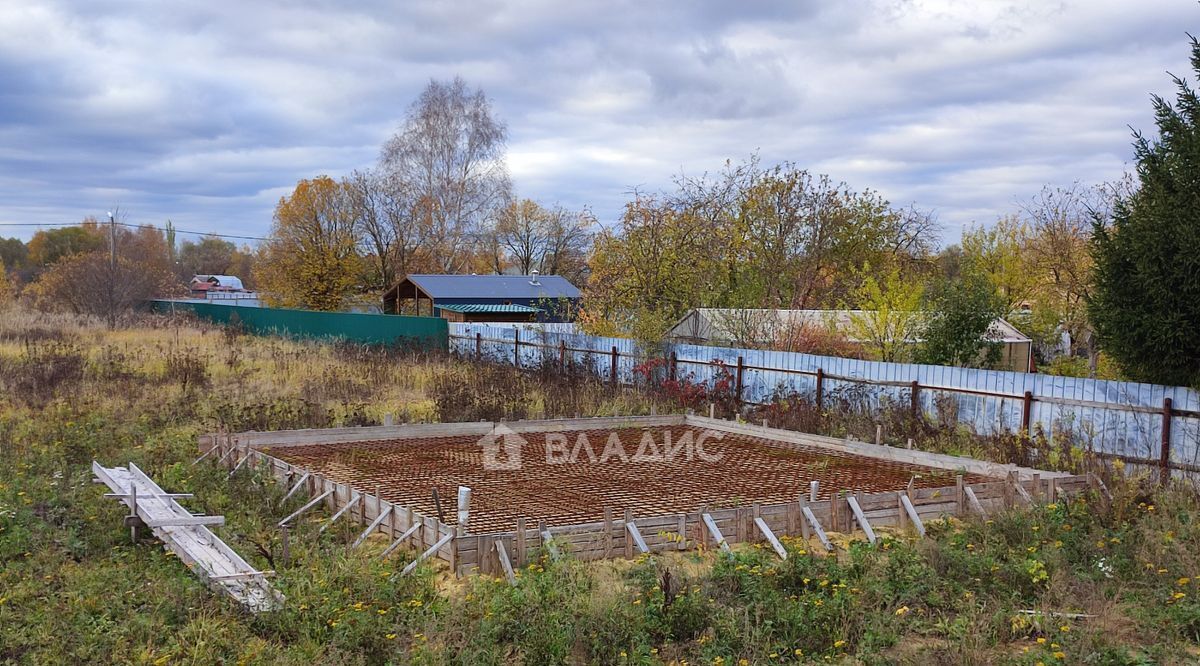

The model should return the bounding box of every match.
[0,341,86,408]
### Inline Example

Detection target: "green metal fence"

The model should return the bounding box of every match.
[150,300,448,350]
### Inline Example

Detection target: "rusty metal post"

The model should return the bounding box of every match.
[1021,391,1033,435]
[475,332,482,361]
[669,351,678,382]
[910,381,919,418]
[610,346,618,385]
[559,340,567,367]
[514,328,520,368]
[1161,397,1173,483]
[815,368,825,411]
[735,356,745,406]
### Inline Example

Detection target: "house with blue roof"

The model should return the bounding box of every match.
[381,272,581,323]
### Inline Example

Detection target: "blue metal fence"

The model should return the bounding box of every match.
[449,323,1200,474]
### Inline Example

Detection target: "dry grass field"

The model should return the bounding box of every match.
[0,308,1197,664]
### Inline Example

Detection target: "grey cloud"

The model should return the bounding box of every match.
[0,0,1192,246]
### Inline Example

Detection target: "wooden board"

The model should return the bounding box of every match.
[93,461,282,612]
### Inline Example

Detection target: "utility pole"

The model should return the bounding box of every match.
[108,211,116,328]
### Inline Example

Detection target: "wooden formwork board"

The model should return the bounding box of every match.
[211,440,459,566]
[249,425,998,534]
[205,415,1088,578]
[456,474,1090,576]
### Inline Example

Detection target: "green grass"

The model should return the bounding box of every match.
[0,309,1197,664]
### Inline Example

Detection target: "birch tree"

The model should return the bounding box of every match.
[379,77,510,273]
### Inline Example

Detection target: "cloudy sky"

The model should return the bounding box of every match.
[0,0,1193,245]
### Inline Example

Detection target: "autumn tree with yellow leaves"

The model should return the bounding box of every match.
[256,176,363,311]
[0,259,14,308]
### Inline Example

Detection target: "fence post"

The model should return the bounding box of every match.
[815,368,824,411]
[559,340,567,367]
[1161,397,1173,483]
[514,328,520,368]
[475,332,482,361]
[910,381,919,418]
[610,346,618,385]
[669,351,678,382]
[735,356,745,407]
[1021,391,1033,435]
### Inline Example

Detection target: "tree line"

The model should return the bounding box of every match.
[3,36,1200,387]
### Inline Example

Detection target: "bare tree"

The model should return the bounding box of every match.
[345,169,398,290]
[494,199,546,275]
[540,205,593,284]
[380,77,510,273]
[488,199,593,281]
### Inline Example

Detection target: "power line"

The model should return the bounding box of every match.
[0,221,270,242]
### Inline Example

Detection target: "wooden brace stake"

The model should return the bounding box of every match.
[380,523,421,558]
[1011,477,1034,505]
[320,493,361,534]
[278,489,334,527]
[754,517,787,559]
[400,533,454,576]
[900,494,926,537]
[625,519,650,554]
[963,486,987,517]
[801,506,833,551]
[494,540,517,585]
[280,472,311,505]
[351,505,394,549]
[701,513,731,553]
[192,446,218,466]
[845,495,877,544]
[227,454,251,479]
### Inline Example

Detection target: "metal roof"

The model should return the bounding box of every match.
[400,274,580,300]
[191,274,245,291]
[435,303,542,314]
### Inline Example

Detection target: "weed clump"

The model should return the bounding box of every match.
[0,341,86,408]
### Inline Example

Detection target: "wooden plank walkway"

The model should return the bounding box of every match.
[93,461,282,613]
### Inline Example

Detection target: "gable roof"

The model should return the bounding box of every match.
[191,274,245,291]
[397,274,580,300]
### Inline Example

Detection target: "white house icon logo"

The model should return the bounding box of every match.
[479,423,526,471]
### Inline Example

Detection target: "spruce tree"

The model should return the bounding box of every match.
[1090,37,1200,387]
